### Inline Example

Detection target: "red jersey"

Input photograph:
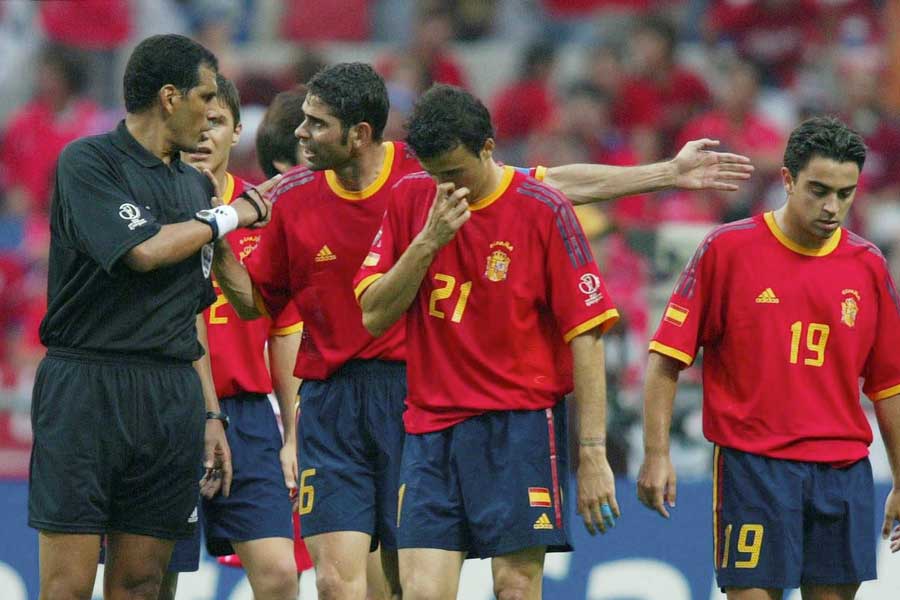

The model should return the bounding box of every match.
[245,142,422,380]
[650,212,900,463]
[204,173,303,399]
[354,167,619,434]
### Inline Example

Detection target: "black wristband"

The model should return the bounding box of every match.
[206,410,229,429]
[237,189,265,223]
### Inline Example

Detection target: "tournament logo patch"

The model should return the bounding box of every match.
[201,243,213,279]
[363,251,381,267]
[663,303,689,327]
[118,203,148,230]
[579,273,603,306]
[528,487,552,507]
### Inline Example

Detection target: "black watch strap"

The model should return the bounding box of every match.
[206,410,229,429]
[194,210,219,241]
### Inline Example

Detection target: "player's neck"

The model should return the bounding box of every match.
[470,161,505,204]
[212,164,229,194]
[125,112,176,165]
[773,206,832,250]
[331,142,386,191]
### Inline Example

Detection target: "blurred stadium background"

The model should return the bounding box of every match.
[1,0,899,598]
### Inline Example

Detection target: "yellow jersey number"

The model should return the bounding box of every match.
[428,273,472,323]
[720,523,764,569]
[789,321,829,367]
[298,468,316,516]
[208,282,229,325]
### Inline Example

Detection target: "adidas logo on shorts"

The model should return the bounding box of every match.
[533,513,554,530]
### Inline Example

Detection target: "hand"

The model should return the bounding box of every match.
[280,439,299,511]
[637,452,677,519]
[201,418,232,499]
[576,446,620,535]
[418,182,471,251]
[882,488,900,552]
[204,170,280,228]
[671,139,754,192]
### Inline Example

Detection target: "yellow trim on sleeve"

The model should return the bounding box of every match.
[533,165,547,181]
[648,341,694,366]
[869,382,900,402]
[325,142,395,200]
[221,171,236,205]
[763,211,841,257]
[252,287,271,318]
[563,308,620,342]
[270,321,303,336]
[354,273,384,303]
[469,165,514,211]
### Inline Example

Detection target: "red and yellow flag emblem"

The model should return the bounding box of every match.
[664,303,689,327]
[528,487,552,507]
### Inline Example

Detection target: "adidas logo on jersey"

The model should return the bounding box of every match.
[755,288,780,304]
[533,513,554,530]
[315,245,337,262]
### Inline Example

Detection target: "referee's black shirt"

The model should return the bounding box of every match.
[40,120,217,362]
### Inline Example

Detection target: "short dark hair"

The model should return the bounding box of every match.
[406,84,494,161]
[123,34,218,113]
[215,74,241,126]
[256,88,307,178]
[306,62,389,142]
[783,116,867,178]
[40,44,88,95]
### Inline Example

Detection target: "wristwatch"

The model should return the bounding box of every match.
[194,209,220,241]
[206,410,230,430]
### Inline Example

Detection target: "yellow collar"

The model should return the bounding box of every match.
[469,165,514,211]
[325,142,395,201]
[764,211,841,257]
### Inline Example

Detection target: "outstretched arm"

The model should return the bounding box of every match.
[541,139,754,205]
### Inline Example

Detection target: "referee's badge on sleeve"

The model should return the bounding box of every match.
[201,243,213,278]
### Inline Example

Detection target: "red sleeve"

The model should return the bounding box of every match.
[353,197,400,303]
[650,234,721,366]
[863,265,900,401]
[270,300,303,336]
[244,201,293,319]
[544,200,619,342]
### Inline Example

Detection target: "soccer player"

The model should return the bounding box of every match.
[637,116,900,600]
[355,83,619,599]
[212,62,753,599]
[256,88,307,179]
[28,34,272,600]
[182,74,306,600]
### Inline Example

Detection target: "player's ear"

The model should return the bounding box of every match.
[352,122,373,148]
[481,138,495,161]
[781,167,794,195]
[232,122,243,147]
[159,84,179,116]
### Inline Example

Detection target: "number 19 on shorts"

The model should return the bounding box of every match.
[720,523,764,569]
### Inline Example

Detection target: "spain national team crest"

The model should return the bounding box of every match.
[841,289,860,328]
[485,241,514,282]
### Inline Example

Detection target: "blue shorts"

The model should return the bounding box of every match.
[297,360,407,549]
[397,403,571,558]
[202,393,293,556]
[713,445,876,589]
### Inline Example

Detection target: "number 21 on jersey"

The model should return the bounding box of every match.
[429,273,472,323]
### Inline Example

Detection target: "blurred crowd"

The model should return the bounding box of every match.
[1,0,898,477]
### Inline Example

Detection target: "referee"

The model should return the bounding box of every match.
[28,34,274,600]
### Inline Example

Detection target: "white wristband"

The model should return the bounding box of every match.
[209,205,239,239]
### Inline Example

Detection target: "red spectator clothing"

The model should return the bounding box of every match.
[281,0,369,41]
[354,167,619,434]
[707,0,822,86]
[615,70,710,131]
[0,99,102,214]
[39,0,130,50]
[204,174,303,399]
[492,79,558,140]
[244,142,421,380]
[855,118,900,193]
[675,110,784,159]
[542,0,655,16]
[377,53,468,90]
[650,212,900,464]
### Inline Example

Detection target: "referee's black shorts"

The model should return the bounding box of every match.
[28,348,205,539]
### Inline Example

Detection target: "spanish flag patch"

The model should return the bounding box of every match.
[664,303,689,327]
[528,487,552,507]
